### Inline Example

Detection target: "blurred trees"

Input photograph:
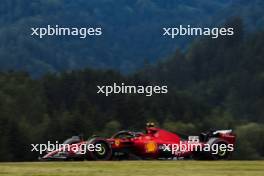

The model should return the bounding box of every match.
[0,0,264,76]
[234,123,264,159]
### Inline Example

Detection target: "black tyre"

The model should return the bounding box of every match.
[87,138,112,160]
[207,138,231,160]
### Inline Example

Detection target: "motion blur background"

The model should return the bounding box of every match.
[0,0,263,161]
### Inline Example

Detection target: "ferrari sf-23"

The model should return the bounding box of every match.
[40,123,236,161]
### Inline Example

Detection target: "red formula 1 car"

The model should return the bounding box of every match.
[40,123,236,161]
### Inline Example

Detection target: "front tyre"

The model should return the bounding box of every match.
[87,138,112,160]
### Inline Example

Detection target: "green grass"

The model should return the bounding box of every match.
[0,161,263,176]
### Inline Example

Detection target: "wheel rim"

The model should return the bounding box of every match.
[97,145,106,155]
[93,142,110,160]
[218,149,226,156]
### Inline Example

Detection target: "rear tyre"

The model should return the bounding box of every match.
[207,138,231,160]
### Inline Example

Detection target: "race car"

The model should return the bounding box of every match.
[40,123,236,161]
